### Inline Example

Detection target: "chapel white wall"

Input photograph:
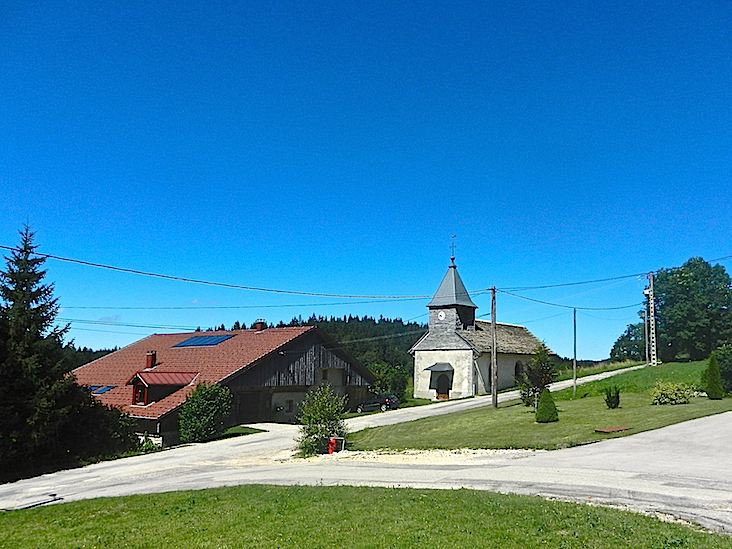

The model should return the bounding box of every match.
[414,349,474,400]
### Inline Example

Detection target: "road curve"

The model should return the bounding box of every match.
[3,365,731,534]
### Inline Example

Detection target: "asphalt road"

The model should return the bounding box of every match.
[2,366,731,534]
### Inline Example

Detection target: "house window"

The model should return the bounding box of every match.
[286,400,294,413]
[134,384,148,405]
[515,361,524,379]
[322,369,328,381]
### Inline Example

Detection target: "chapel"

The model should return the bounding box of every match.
[411,258,548,400]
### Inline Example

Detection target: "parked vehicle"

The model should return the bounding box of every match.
[355,393,400,413]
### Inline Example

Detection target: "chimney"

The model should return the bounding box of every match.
[255,319,266,332]
[146,351,156,370]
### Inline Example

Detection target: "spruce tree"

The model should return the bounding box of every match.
[0,226,135,480]
[705,352,724,400]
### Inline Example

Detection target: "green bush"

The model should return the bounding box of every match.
[650,380,693,405]
[296,384,348,456]
[604,386,620,409]
[704,353,724,400]
[535,388,558,423]
[178,383,233,443]
[715,344,732,393]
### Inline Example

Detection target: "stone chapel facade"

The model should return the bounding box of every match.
[411,259,550,400]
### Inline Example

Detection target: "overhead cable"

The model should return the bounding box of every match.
[0,245,431,300]
[497,290,643,311]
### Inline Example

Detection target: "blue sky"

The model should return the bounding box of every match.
[1,0,731,360]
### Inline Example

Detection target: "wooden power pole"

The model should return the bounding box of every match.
[491,286,498,408]
[573,308,577,399]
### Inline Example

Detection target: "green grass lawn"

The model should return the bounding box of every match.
[2,485,730,549]
[217,425,266,440]
[349,361,732,451]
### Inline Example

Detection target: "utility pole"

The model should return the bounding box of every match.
[573,308,577,399]
[644,273,658,367]
[491,286,498,408]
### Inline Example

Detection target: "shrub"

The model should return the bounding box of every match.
[716,344,732,393]
[296,384,348,456]
[535,388,558,423]
[517,344,558,408]
[178,383,233,443]
[650,380,693,405]
[704,353,724,400]
[604,386,620,409]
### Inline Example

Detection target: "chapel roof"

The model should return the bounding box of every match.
[427,258,477,309]
[458,319,553,356]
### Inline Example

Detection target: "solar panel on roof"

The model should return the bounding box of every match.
[173,335,235,348]
[93,385,115,394]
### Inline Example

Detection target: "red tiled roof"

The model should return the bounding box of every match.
[128,371,199,386]
[73,326,315,419]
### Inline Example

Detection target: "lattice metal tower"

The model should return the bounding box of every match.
[644,273,658,366]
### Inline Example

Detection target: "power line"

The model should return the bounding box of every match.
[578,311,641,322]
[335,329,427,346]
[501,254,732,292]
[5,243,731,309]
[502,273,646,292]
[497,289,643,311]
[57,317,199,331]
[61,297,423,310]
[0,245,432,301]
[64,326,162,336]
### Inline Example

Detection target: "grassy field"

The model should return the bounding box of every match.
[554,360,708,400]
[2,485,730,549]
[555,360,643,382]
[349,360,732,451]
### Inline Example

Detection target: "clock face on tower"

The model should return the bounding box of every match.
[437,311,446,320]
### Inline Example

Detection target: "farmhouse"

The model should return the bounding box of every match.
[411,259,549,400]
[73,324,373,445]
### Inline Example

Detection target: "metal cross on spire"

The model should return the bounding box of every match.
[450,234,457,263]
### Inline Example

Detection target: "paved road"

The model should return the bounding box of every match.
[3,365,732,533]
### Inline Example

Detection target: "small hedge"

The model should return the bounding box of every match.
[650,380,693,405]
[535,388,558,423]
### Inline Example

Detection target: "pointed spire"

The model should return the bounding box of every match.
[427,259,477,309]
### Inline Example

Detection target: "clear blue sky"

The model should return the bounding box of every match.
[2,0,731,360]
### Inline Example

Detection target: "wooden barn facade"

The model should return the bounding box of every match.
[73,326,374,445]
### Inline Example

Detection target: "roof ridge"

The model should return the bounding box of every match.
[474,319,528,329]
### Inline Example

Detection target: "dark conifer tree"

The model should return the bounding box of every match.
[705,352,724,400]
[0,226,136,481]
